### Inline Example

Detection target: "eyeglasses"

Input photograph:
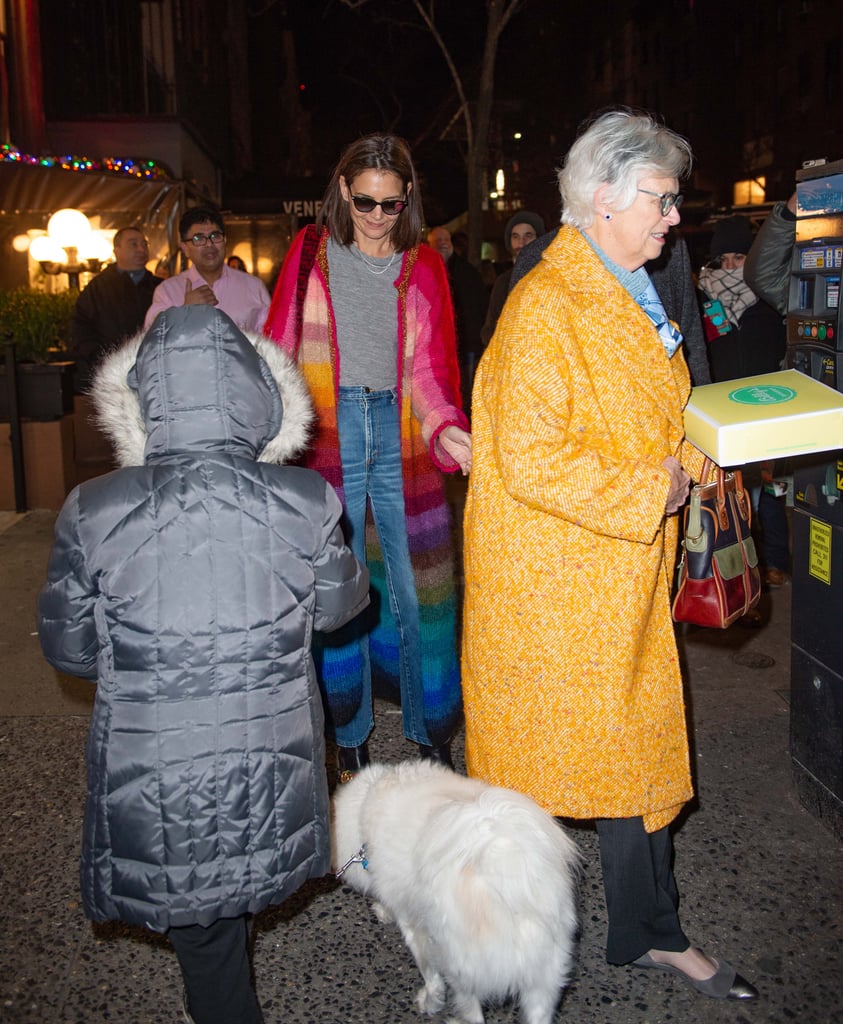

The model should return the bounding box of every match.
[637,189,683,216]
[349,194,407,216]
[183,230,226,246]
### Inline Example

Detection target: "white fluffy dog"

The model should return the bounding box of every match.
[331,760,580,1024]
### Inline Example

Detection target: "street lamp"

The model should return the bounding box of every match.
[27,209,112,288]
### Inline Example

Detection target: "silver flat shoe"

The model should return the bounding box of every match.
[633,951,759,1000]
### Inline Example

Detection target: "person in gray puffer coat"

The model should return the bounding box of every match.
[37,305,370,1024]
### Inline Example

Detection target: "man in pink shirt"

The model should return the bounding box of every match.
[145,208,270,333]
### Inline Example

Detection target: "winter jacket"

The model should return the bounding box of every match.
[702,292,786,382]
[444,251,489,360]
[480,267,513,348]
[70,263,161,390]
[462,226,705,833]
[744,200,796,316]
[38,306,370,932]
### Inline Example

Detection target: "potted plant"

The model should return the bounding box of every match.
[0,288,77,420]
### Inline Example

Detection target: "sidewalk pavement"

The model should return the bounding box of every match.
[1,510,840,1024]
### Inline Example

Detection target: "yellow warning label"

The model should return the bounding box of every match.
[808,519,832,585]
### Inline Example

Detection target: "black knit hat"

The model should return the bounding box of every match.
[710,215,753,257]
[504,211,545,254]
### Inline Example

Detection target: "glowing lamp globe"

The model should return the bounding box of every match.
[47,208,92,248]
[29,235,68,264]
[79,231,113,263]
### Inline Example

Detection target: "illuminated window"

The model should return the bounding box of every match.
[733,177,766,205]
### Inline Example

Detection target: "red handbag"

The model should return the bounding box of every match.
[672,458,761,628]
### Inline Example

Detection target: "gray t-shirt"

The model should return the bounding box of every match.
[327,237,401,388]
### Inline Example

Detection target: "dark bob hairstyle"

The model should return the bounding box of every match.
[317,133,423,253]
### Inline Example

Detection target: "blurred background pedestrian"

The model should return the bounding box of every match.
[145,207,270,333]
[699,214,790,589]
[744,192,798,316]
[70,225,160,392]
[427,223,489,410]
[480,210,545,347]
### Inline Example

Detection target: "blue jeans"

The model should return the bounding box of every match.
[318,386,428,747]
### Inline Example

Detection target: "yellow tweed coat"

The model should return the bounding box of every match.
[462,226,706,832]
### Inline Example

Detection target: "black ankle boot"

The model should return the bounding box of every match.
[418,742,454,769]
[337,742,370,783]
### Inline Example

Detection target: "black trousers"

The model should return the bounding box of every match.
[168,915,262,1024]
[596,817,690,965]
[757,488,789,571]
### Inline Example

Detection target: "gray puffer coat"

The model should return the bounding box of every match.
[38,306,369,933]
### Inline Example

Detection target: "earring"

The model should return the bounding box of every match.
[604,213,611,221]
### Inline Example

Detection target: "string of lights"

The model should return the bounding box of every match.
[0,144,171,181]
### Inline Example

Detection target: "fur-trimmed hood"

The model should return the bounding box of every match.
[92,305,313,467]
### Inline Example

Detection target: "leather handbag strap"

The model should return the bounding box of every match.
[684,488,705,550]
[697,458,751,529]
[715,466,729,529]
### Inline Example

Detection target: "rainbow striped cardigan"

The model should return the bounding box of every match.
[263,226,469,745]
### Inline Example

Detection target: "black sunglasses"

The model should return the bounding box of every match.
[349,194,407,216]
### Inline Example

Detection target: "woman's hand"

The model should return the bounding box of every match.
[662,456,691,514]
[440,426,473,476]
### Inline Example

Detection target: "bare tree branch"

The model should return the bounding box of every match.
[411,1,473,151]
[495,0,525,37]
[337,0,526,263]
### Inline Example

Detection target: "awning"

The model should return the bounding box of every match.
[0,161,185,289]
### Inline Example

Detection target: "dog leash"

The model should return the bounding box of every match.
[335,844,368,879]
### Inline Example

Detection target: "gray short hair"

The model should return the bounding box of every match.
[558,109,693,229]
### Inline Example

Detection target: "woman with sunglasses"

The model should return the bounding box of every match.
[264,133,471,778]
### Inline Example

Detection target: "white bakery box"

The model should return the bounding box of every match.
[684,369,843,465]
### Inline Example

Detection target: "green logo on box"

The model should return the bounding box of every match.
[729,384,797,405]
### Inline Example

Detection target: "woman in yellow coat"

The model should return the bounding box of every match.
[462,110,758,1002]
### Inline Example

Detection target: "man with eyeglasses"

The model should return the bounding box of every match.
[145,207,270,332]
